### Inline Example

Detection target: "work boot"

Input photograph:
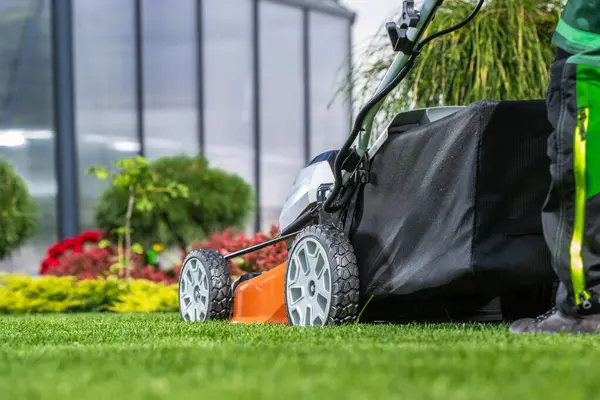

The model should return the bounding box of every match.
[509,307,600,334]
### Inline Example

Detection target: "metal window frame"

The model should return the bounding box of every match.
[134,0,145,156]
[196,0,205,152]
[263,0,354,20]
[252,0,262,232]
[302,8,311,164]
[51,0,80,240]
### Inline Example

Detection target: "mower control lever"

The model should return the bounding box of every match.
[386,0,420,53]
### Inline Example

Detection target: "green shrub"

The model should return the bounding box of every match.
[0,159,38,260]
[108,279,178,313]
[0,274,178,314]
[94,154,254,251]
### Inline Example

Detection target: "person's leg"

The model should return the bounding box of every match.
[510,49,600,334]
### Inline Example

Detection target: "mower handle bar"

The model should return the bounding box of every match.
[356,0,443,152]
[360,0,490,150]
[322,0,444,213]
[323,0,484,215]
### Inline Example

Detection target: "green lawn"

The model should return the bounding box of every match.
[0,314,599,400]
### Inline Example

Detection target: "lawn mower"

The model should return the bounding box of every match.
[178,0,558,326]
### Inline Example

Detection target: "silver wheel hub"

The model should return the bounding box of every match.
[286,237,332,326]
[179,257,210,321]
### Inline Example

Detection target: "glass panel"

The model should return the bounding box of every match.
[309,12,351,159]
[259,3,304,231]
[203,0,255,233]
[142,0,199,160]
[0,0,57,274]
[73,0,139,230]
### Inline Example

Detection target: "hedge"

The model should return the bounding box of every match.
[93,154,255,251]
[0,274,178,314]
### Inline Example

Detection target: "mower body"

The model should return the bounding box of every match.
[178,0,555,327]
[229,101,557,325]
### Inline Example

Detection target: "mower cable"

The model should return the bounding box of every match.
[414,0,485,52]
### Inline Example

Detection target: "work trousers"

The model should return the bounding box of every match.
[544,48,600,316]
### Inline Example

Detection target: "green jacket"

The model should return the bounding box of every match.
[553,0,600,66]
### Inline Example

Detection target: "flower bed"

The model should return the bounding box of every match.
[39,226,288,284]
[39,230,102,274]
[8,226,290,314]
[39,230,179,284]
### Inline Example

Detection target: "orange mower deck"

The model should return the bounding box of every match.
[231,263,289,324]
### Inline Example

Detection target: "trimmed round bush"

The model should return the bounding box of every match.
[0,159,38,260]
[94,154,255,251]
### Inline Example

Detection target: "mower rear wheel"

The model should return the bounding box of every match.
[284,224,360,326]
[178,249,232,322]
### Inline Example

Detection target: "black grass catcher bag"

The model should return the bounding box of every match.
[344,99,558,323]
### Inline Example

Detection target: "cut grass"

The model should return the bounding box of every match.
[0,313,599,399]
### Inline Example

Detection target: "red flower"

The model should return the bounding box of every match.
[39,256,61,275]
[48,243,65,258]
[42,257,60,267]
[40,230,106,275]
[81,230,101,242]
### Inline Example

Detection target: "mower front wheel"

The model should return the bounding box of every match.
[284,224,360,326]
[178,249,233,322]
